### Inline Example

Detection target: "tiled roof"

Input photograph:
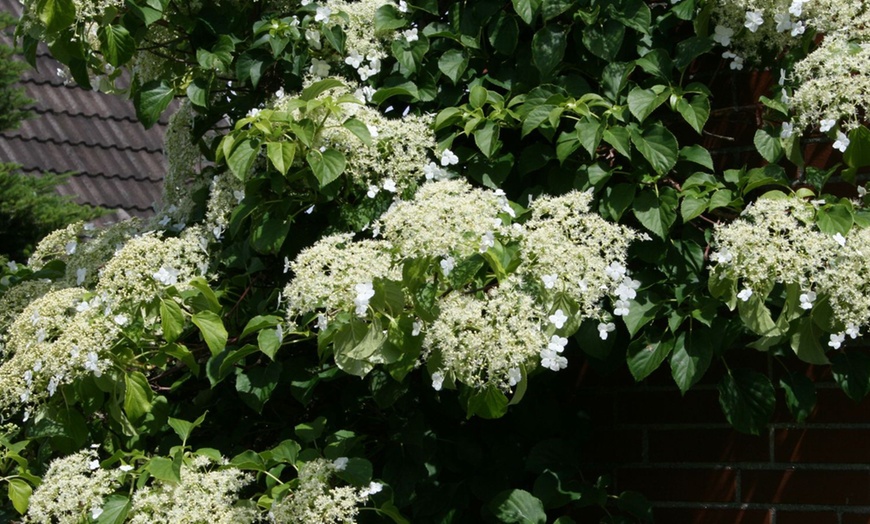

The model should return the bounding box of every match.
[0,0,167,221]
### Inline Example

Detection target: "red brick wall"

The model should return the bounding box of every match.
[576,351,870,523]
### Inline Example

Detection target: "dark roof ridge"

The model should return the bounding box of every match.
[28,106,144,125]
[19,166,165,184]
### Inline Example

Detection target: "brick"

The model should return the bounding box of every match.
[790,388,870,424]
[579,429,644,464]
[653,507,770,524]
[841,513,870,524]
[616,389,725,425]
[648,428,768,463]
[741,470,870,505]
[774,429,870,464]
[616,468,737,503]
[775,511,839,524]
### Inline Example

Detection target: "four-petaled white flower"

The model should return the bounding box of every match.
[76,267,87,285]
[710,248,733,264]
[744,11,764,32]
[549,309,568,329]
[820,119,836,132]
[542,274,558,289]
[508,367,522,386]
[114,314,129,326]
[402,28,418,42]
[153,266,180,286]
[713,25,733,47]
[788,0,804,17]
[233,190,245,204]
[833,232,846,247]
[91,507,104,520]
[310,58,331,78]
[722,51,744,70]
[613,300,631,316]
[774,12,793,32]
[598,322,616,340]
[605,261,627,280]
[431,371,444,391]
[345,50,364,69]
[119,464,134,472]
[314,6,331,23]
[412,320,423,336]
[781,122,794,139]
[441,149,459,166]
[88,459,100,470]
[382,179,397,193]
[283,256,291,274]
[833,131,850,153]
[64,241,77,255]
[316,314,328,331]
[333,457,349,471]
[799,290,816,310]
[398,0,408,12]
[846,324,861,339]
[790,20,806,37]
[6,260,17,272]
[367,185,379,199]
[440,256,455,276]
[354,282,375,316]
[737,288,753,302]
[361,481,383,496]
[305,28,322,50]
[828,332,846,349]
[479,231,495,253]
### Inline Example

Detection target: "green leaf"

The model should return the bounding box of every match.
[675,95,710,134]
[790,319,829,365]
[831,351,870,402]
[168,411,207,445]
[36,0,75,34]
[160,299,184,343]
[196,35,235,72]
[147,456,181,483]
[124,371,154,422]
[680,196,707,222]
[522,104,557,138]
[186,77,210,108]
[342,117,373,147]
[627,336,674,381]
[669,331,712,394]
[235,362,282,413]
[603,126,632,158]
[266,142,297,175]
[474,120,501,158]
[738,294,778,336]
[98,25,135,67]
[192,311,228,356]
[635,49,672,80]
[844,126,870,168]
[630,123,679,176]
[582,20,624,61]
[488,13,519,55]
[602,183,635,220]
[616,491,653,521]
[133,81,174,129]
[512,0,542,25]
[780,373,816,423]
[816,203,854,236]
[679,144,714,171]
[575,118,602,158]
[469,85,488,109]
[230,450,266,471]
[438,49,468,84]
[7,478,31,515]
[466,385,509,419]
[335,457,373,486]
[674,35,713,71]
[488,489,547,524]
[189,277,221,313]
[754,128,783,163]
[621,296,660,337]
[532,25,567,79]
[236,52,266,88]
[374,4,407,32]
[258,326,282,359]
[632,187,677,239]
[307,148,346,187]
[301,78,345,101]
[295,416,326,443]
[251,216,291,254]
[95,495,130,524]
[627,86,668,123]
[718,369,775,435]
[226,138,259,180]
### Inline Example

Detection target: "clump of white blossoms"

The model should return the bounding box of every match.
[283,233,399,323]
[270,458,380,524]
[323,0,401,82]
[424,277,548,390]
[710,192,870,341]
[128,455,256,524]
[0,287,121,413]
[378,179,506,258]
[25,450,119,524]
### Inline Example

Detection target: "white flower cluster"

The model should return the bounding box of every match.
[712,0,814,67]
[269,458,380,523]
[711,193,870,344]
[128,455,256,524]
[322,0,403,81]
[25,450,119,524]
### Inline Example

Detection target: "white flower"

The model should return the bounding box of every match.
[246,108,261,119]
[548,335,568,352]
[353,282,375,316]
[64,241,77,255]
[76,300,91,313]
[345,50,365,69]
[275,87,285,99]
[542,274,558,289]
[440,149,459,166]
[549,309,568,329]
[91,506,104,520]
[774,12,793,32]
[367,185,379,198]
[828,332,846,349]
[713,25,733,47]
[114,314,129,326]
[788,0,804,17]
[799,291,817,310]
[283,256,291,274]
[507,367,522,386]
[310,58,331,78]
[779,68,787,86]
[613,300,631,316]
[605,261,626,280]
[119,465,134,472]
[615,278,640,300]
[790,20,806,37]
[744,11,764,32]
[833,232,846,247]
[402,28,418,42]
[48,376,59,396]
[316,313,328,331]
[76,267,87,285]
[431,371,444,391]
[710,248,733,264]
[440,256,455,276]
[315,6,331,23]
[332,457,349,471]
[382,179,397,193]
[860,186,868,198]
[305,28,321,50]
[834,131,850,152]
[412,320,422,336]
[479,231,495,253]
[540,348,568,371]
[367,124,379,139]
[362,481,383,496]
[737,288,753,302]
[781,122,794,139]
[424,162,449,180]
[233,190,245,204]
[398,0,408,12]
[6,260,17,272]
[598,322,616,340]
[152,266,180,286]
[88,459,100,471]
[820,119,836,132]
